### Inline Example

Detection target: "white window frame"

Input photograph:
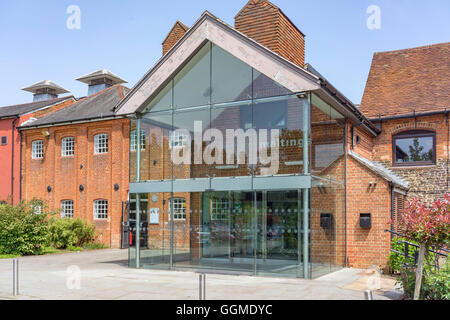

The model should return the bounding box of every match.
[32,140,44,159]
[61,200,74,218]
[31,202,43,215]
[94,200,108,220]
[211,198,229,221]
[169,198,187,221]
[61,137,75,157]
[170,131,188,149]
[130,129,146,151]
[94,134,108,154]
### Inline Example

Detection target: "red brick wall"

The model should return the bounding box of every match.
[21,118,130,248]
[235,0,305,67]
[346,156,392,269]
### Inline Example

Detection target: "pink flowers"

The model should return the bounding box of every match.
[392,194,450,247]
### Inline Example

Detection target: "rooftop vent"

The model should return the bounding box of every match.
[22,80,69,102]
[76,69,127,96]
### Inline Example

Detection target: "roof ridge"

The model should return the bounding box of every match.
[0,96,72,109]
[374,42,450,55]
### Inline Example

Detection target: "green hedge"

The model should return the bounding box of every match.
[48,218,95,249]
[0,200,98,256]
[0,200,50,255]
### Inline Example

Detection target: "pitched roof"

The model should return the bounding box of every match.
[0,96,74,119]
[20,85,129,128]
[360,42,450,118]
[348,150,409,189]
[114,10,321,115]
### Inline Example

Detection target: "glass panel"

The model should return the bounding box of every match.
[173,42,211,109]
[311,93,345,175]
[143,81,172,113]
[209,102,253,178]
[253,95,304,176]
[173,106,211,179]
[140,111,173,181]
[211,44,252,104]
[129,193,171,269]
[256,190,303,278]
[253,70,292,99]
[395,136,434,163]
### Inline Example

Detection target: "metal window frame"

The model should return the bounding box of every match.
[94,134,109,154]
[61,200,74,218]
[94,199,108,220]
[61,137,75,157]
[392,130,436,167]
[31,140,44,159]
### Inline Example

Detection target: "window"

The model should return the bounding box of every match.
[94,134,108,154]
[170,131,188,148]
[1,136,7,145]
[61,200,74,218]
[32,140,44,159]
[130,130,146,151]
[393,130,436,166]
[94,200,108,219]
[61,137,75,156]
[211,198,229,220]
[169,198,186,220]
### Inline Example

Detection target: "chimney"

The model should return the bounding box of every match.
[22,80,69,102]
[76,69,127,96]
[235,0,305,67]
[162,21,189,56]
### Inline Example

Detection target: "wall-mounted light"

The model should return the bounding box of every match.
[79,185,85,192]
[42,130,50,137]
[47,186,52,193]
[114,184,120,191]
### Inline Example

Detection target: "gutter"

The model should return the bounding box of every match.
[18,114,127,131]
[369,109,449,122]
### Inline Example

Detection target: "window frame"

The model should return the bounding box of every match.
[1,136,7,145]
[169,198,187,221]
[130,129,146,152]
[94,134,109,155]
[61,137,75,157]
[61,200,74,218]
[93,199,108,220]
[32,140,44,159]
[392,130,436,167]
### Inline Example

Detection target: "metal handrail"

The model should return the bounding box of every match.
[385,229,449,258]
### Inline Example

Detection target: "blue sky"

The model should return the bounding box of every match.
[0,0,448,107]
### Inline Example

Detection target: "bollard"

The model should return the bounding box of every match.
[199,274,206,300]
[364,290,373,300]
[13,259,19,296]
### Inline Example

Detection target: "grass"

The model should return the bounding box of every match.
[0,254,21,259]
[0,243,109,259]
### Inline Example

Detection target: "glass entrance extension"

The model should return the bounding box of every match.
[128,41,347,279]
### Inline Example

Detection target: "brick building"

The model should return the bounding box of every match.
[19,70,131,248]
[0,81,74,204]
[14,0,448,277]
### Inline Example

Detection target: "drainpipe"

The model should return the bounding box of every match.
[11,117,19,204]
[19,128,23,202]
[344,120,348,267]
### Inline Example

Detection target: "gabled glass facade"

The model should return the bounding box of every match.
[128,42,346,279]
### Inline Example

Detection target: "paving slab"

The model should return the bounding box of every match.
[0,249,402,300]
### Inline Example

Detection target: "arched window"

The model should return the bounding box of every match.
[393,130,436,166]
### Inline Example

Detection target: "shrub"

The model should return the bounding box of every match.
[0,200,51,255]
[389,238,436,274]
[48,218,95,249]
